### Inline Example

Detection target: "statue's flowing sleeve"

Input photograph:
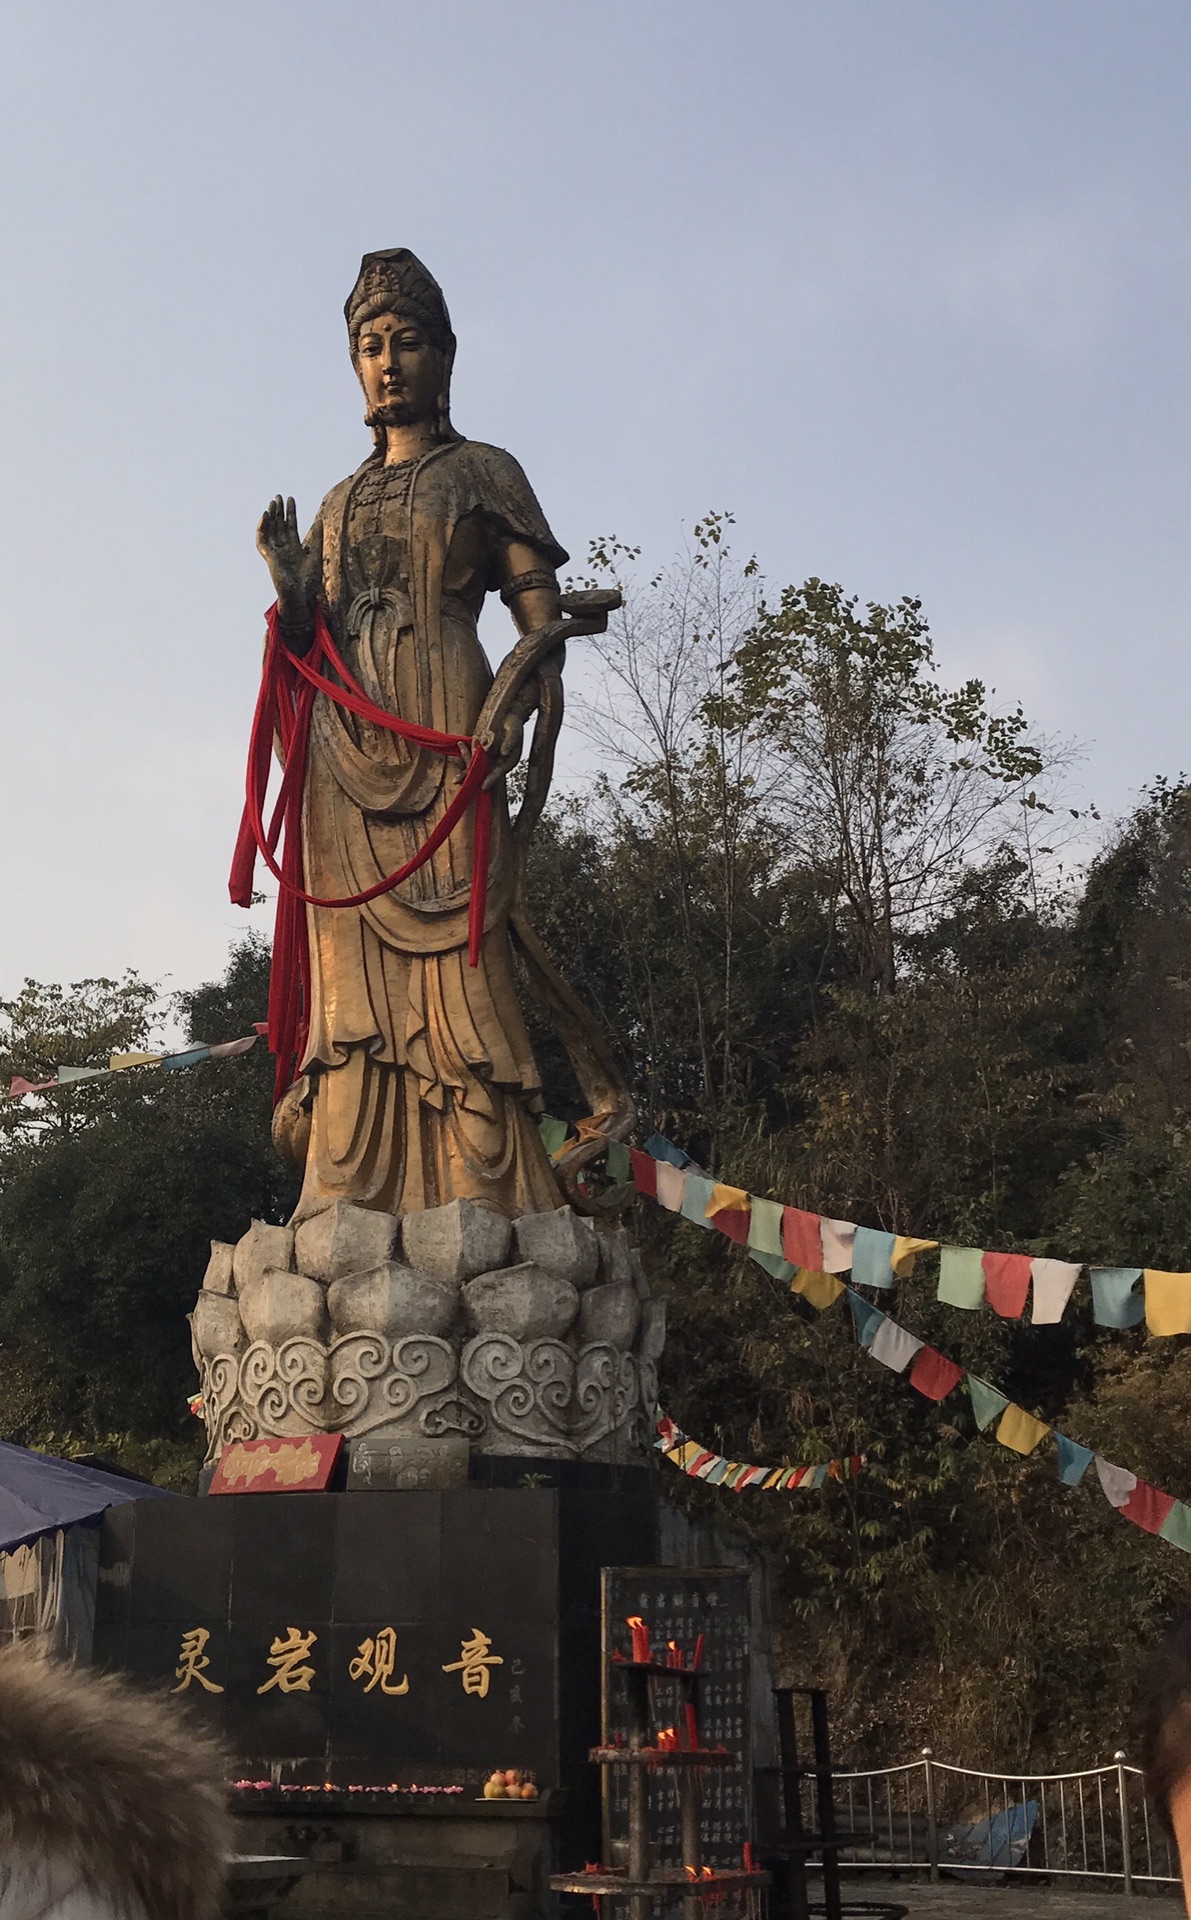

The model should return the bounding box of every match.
[465,444,569,575]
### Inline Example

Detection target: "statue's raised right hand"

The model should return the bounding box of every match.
[256,494,307,602]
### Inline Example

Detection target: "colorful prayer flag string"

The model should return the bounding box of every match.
[4,1027,264,1102]
[554,1118,1191,1337]
[655,1413,863,1491]
[594,1125,1191,1554]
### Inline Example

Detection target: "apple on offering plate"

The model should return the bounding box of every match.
[483,1770,539,1800]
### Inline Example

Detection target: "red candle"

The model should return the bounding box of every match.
[627,1616,650,1662]
[742,1843,754,1872]
[692,1634,704,1671]
[684,1703,699,1750]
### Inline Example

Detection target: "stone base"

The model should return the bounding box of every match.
[93,1470,659,1880]
[232,1795,558,1920]
[189,1202,664,1468]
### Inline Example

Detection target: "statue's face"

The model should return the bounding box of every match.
[355,309,443,426]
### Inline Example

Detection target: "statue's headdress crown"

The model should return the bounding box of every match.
[345,249,454,354]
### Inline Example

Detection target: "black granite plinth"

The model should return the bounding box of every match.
[94,1464,660,1882]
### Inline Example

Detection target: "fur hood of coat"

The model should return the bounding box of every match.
[0,1643,234,1920]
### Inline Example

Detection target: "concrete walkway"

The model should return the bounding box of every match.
[828,1877,1182,1916]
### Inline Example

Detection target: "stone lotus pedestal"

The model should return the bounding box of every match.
[190,1200,663,1468]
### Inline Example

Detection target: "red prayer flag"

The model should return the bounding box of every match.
[781,1206,823,1270]
[982,1251,1032,1319]
[630,1149,658,1197]
[909,1345,965,1402]
[711,1207,750,1245]
[1121,1480,1176,1535]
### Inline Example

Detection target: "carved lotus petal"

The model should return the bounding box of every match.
[295,1201,400,1282]
[190,1291,246,1359]
[513,1208,599,1289]
[577,1281,640,1350]
[462,1263,579,1341]
[639,1298,666,1362]
[327,1263,457,1339]
[238,1268,328,1347]
[232,1220,295,1292]
[400,1198,512,1283]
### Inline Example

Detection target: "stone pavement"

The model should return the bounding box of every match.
[827,1877,1182,1916]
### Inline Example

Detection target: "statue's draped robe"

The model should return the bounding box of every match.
[292,439,565,1221]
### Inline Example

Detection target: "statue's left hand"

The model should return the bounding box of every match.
[482,709,525,790]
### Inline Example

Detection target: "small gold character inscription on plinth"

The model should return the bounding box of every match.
[172,1626,223,1694]
[257,1627,318,1694]
[442,1628,504,1698]
[349,1627,410,1695]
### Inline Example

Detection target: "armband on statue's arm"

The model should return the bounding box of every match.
[498,540,561,636]
[500,568,558,604]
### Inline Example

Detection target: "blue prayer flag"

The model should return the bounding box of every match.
[1090,1268,1144,1329]
[847,1289,885,1349]
[161,1046,211,1072]
[851,1226,898,1290]
[1054,1432,1095,1486]
[645,1132,689,1168]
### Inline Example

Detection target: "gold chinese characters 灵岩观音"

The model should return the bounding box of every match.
[256,1627,319,1695]
[171,1626,224,1695]
[441,1628,504,1698]
[169,1623,515,1700]
[349,1627,410,1696]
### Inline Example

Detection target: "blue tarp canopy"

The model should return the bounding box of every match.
[0,1439,172,1553]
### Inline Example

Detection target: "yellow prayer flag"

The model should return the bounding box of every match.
[673,1441,704,1469]
[892,1235,939,1278]
[761,1469,784,1489]
[108,1051,164,1071]
[705,1182,750,1220]
[791,1269,845,1311]
[995,1403,1051,1456]
[1144,1270,1191,1337]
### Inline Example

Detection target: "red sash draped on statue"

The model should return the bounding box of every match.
[230,603,492,1101]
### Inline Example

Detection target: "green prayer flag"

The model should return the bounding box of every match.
[968,1375,1009,1431]
[750,1249,797,1282]
[681,1172,714,1228]
[938,1246,986,1310]
[538,1115,569,1157]
[748,1196,785,1259]
[1161,1501,1191,1554]
[606,1140,631,1183]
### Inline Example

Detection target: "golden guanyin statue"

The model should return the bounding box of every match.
[233,249,631,1224]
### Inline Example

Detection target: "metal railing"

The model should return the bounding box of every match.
[822,1748,1180,1893]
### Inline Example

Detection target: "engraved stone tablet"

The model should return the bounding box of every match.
[347,1430,470,1490]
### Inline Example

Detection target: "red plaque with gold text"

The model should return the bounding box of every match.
[209,1433,343,1495]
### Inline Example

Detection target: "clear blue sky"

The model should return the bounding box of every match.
[2,1,1189,997]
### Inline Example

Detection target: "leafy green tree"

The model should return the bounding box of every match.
[727,577,1056,994]
[0,936,295,1461]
